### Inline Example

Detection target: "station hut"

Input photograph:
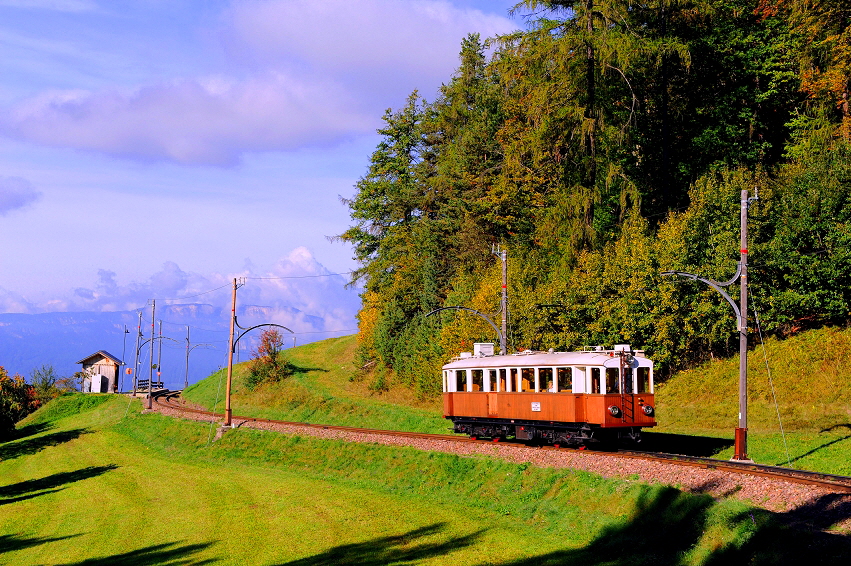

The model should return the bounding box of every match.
[77,351,123,393]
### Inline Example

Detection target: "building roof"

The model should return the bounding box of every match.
[77,350,123,366]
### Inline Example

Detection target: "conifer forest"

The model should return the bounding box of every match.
[340,0,851,395]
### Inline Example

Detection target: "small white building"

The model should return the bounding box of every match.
[77,351,123,393]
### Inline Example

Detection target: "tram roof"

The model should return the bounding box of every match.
[442,350,653,370]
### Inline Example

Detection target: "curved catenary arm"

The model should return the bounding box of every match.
[233,323,294,353]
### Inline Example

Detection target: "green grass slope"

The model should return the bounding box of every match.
[183,334,448,434]
[655,325,851,472]
[185,330,851,474]
[3,393,851,564]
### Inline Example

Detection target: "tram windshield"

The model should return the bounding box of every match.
[605,368,619,394]
[637,367,650,393]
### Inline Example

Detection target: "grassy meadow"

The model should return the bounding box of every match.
[3,393,851,565]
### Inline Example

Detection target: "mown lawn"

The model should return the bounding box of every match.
[4,394,851,564]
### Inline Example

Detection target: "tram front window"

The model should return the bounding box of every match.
[605,368,619,394]
[637,367,650,393]
[456,371,466,392]
[590,368,601,394]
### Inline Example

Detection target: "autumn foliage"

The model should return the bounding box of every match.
[0,366,41,437]
[246,329,294,389]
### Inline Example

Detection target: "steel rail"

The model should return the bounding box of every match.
[151,390,851,493]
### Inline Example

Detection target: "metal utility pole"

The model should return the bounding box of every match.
[156,320,163,388]
[146,300,156,410]
[491,244,508,355]
[736,190,751,461]
[132,310,143,396]
[120,325,129,392]
[663,189,757,462]
[185,326,190,390]
[224,279,238,427]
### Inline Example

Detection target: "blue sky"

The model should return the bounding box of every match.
[0,0,521,314]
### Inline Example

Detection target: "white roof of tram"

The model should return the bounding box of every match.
[442,350,653,370]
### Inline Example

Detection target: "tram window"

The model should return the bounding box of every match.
[556,367,572,392]
[456,370,466,392]
[637,367,650,393]
[590,367,601,394]
[605,368,619,394]
[623,367,633,394]
[539,367,554,392]
[497,369,506,392]
[471,369,484,392]
[521,368,534,391]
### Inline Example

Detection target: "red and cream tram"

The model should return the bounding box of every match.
[442,344,656,445]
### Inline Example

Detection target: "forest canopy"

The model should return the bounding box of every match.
[340,0,851,396]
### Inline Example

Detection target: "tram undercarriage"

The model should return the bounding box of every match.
[449,416,643,446]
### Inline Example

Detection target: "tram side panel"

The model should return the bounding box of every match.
[444,391,656,428]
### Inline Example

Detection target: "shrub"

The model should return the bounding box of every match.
[0,366,41,437]
[245,329,295,390]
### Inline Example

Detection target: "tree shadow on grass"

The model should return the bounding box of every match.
[0,533,80,556]
[0,428,90,461]
[486,486,715,566]
[2,421,52,442]
[290,364,330,376]
[56,541,217,566]
[486,484,851,566]
[0,464,119,505]
[783,424,851,466]
[639,431,734,457]
[703,493,851,564]
[276,523,483,565]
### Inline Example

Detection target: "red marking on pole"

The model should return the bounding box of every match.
[740,249,748,254]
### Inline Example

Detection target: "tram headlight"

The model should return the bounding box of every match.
[608,405,622,417]
[642,404,655,416]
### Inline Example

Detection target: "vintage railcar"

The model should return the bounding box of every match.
[442,344,656,445]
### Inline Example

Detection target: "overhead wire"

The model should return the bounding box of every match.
[749,287,793,468]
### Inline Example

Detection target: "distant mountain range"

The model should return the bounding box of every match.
[0,302,354,390]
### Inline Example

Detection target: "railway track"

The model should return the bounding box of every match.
[151,389,851,494]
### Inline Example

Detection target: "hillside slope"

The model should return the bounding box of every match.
[656,325,851,433]
[183,334,448,434]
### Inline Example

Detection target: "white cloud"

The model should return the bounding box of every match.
[15,247,361,335]
[227,0,514,78]
[2,73,371,165]
[0,175,40,215]
[0,0,515,165]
